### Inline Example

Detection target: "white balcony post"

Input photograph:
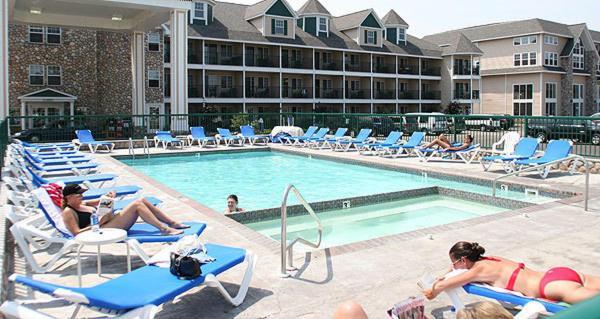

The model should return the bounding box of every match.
[170,9,189,129]
[20,101,26,130]
[131,31,145,126]
[1,0,10,119]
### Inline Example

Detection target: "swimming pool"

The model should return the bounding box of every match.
[244,195,508,248]
[120,150,555,212]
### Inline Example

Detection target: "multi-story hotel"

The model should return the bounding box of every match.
[424,19,600,116]
[6,0,600,132]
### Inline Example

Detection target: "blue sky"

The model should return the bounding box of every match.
[225,0,600,37]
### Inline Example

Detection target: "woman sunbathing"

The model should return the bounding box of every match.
[61,184,189,236]
[423,241,600,304]
[423,134,473,151]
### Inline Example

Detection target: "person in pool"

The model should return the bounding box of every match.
[422,134,473,151]
[224,194,244,214]
[61,184,189,236]
[423,241,600,304]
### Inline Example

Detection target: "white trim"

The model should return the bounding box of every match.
[481,70,566,76]
[192,2,207,21]
[46,65,62,86]
[28,64,44,86]
[45,26,61,44]
[27,25,44,43]
[466,31,572,44]
[18,88,77,101]
[317,16,328,35]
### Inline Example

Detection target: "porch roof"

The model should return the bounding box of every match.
[18,88,77,102]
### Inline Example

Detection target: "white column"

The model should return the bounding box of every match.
[131,31,145,126]
[170,9,189,129]
[20,101,26,130]
[69,101,74,127]
[1,0,9,119]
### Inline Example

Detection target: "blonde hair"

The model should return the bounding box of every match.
[457,301,512,319]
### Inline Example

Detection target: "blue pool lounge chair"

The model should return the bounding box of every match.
[299,127,329,147]
[377,131,426,157]
[0,243,255,318]
[462,283,567,314]
[359,131,403,155]
[24,149,93,166]
[333,129,372,152]
[154,131,184,149]
[514,140,574,179]
[15,139,75,152]
[481,137,540,173]
[282,126,318,145]
[217,128,243,146]
[75,130,115,153]
[309,127,348,149]
[415,144,481,164]
[240,125,270,146]
[23,166,115,189]
[188,127,218,148]
[20,156,98,176]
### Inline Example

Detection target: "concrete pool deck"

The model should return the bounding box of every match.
[4,143,600,318]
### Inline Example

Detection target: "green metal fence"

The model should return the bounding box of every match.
[6,113,600,158]
[0,119,8,170]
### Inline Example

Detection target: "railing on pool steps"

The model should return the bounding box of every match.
[128,137,150,159]
[280,184,323,278]
[492,154,589,212]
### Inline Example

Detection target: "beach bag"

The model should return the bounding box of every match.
[170,252,202,280]
[387,296,427,319]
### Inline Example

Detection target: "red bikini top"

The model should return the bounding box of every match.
[482,257,525,291]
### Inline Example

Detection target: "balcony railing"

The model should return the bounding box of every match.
[345,89,370,99]
[397,90,419,100]
[345,62,371,73]
[454,90,472,99]
[453,65,480,76]
[281,57,312,69]
[282,87,312,99]
[188,85,202,98]
[246,87,279,98]
[397,66,419,75]
[204,54,243,66]
[245,55,278,68]
[315,59,343,71]
[421,90,441,100]
[373,63,396,74]
[421,67,441,76]
[315,88,343,99]
[374,89,396,99]
[188,53,202,64]
[205,85,243,98]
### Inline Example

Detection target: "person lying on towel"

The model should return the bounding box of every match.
[423,241,600,304]
[422,134,473,151]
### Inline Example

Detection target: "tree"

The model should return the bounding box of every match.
[445,101,467,114]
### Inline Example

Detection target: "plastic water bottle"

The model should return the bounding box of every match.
[91,213,99,233]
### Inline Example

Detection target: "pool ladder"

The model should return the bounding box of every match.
[128,137,150,159]
[280,184,323,278]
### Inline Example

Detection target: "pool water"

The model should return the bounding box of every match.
[244,195,508,248]
[120,151,553,212]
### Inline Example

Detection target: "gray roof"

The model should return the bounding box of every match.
[297,0,330,16]
[331,9,371,31]
[188,1,441,57]
[382,10,408,27]
[560,38,575,57]
[441,33,483,56]
[568,24,586,39]
[591,30,600,43]
[244,0,274,20]
[481,66,565,76]
[423,18,575,45]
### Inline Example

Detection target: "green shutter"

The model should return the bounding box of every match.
[364,30,368,44]
[284,20,288,36]
[386,28,397,43]
[207,5,213,24]
[271,19,275,34]
[305,17,317,36]
[297,18,303,28]
[374,31,377,45]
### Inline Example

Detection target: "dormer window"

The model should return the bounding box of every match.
[274,19,285,35]
[194,2,206,20]
[318,17,328,33]
[397,28,406,44]
[366,30,376,45]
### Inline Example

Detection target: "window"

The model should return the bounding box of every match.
[530,52,537,65]
[522,53,529,66]
[573,39,584,70]
[274,19,285,35]
[514,54,521,66]
[366,30,375,45]
[514,52,536,66]
[544,35,558,45]
[221,76,233,88]
[46,27,61,44]
[573,84,584,116]
[397,28,406,43]
[193,2,206,20]
[514,84,533,100]
[29,65,44,85]
[318,17,328,33]
[47,66,61,86]
[545,82,557,116]
[148,33,160,52]
[28,26,44,43]
[220,45,232,58]
[544,52,558,66]
[148,69,160,88]
[513,35,537,46]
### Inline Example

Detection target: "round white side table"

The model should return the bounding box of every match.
[74,228,130,287]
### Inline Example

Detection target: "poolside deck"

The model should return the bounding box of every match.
[6,144,600,318]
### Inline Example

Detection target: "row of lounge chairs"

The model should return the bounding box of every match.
[155,126,270,149]
[280,126,576,179]
[0,143,257,318]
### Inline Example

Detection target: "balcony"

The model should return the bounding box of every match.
[346,90,370,99]
[315,88,342,99]
[281,57,312,69]
[454,90,474,100]
[246,87,279,98]
[397,90,419,100]
[316,59,343,71]
[282,87,312,99]
[345,62,370,73]
[245,55,277,68]
[373,63,396,74]
[188,53,202,64]
[397,65,419,75]
[421,90,441,100]
[421,67,441,76]
[205,85,242,98]
[453,65,480,76]
[188,86,202,98]
[374,89,396,99]
[204,54,243,66]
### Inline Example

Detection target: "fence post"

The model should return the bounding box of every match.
[524,116,529,137]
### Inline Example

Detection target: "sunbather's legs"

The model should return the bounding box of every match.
[103,199,182,235]
[423,139,451,149]
[139,198,189,229]
[544,281,600,304]
[438,134,451,144]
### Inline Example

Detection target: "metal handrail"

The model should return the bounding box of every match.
[143,136,150,157]
[128,138,135,159]
[280,184,323,277]
[492,155,589,211]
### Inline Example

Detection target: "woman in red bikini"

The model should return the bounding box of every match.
[423,241,600,304]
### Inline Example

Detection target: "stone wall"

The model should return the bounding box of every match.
[584,50,598,115]
[559,56,573,116]
[8,24,98,115]
[145,30,165,105]
[96,31,133,115]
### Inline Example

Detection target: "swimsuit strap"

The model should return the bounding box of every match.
[506,262,526,291]
[482,256,502,262]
